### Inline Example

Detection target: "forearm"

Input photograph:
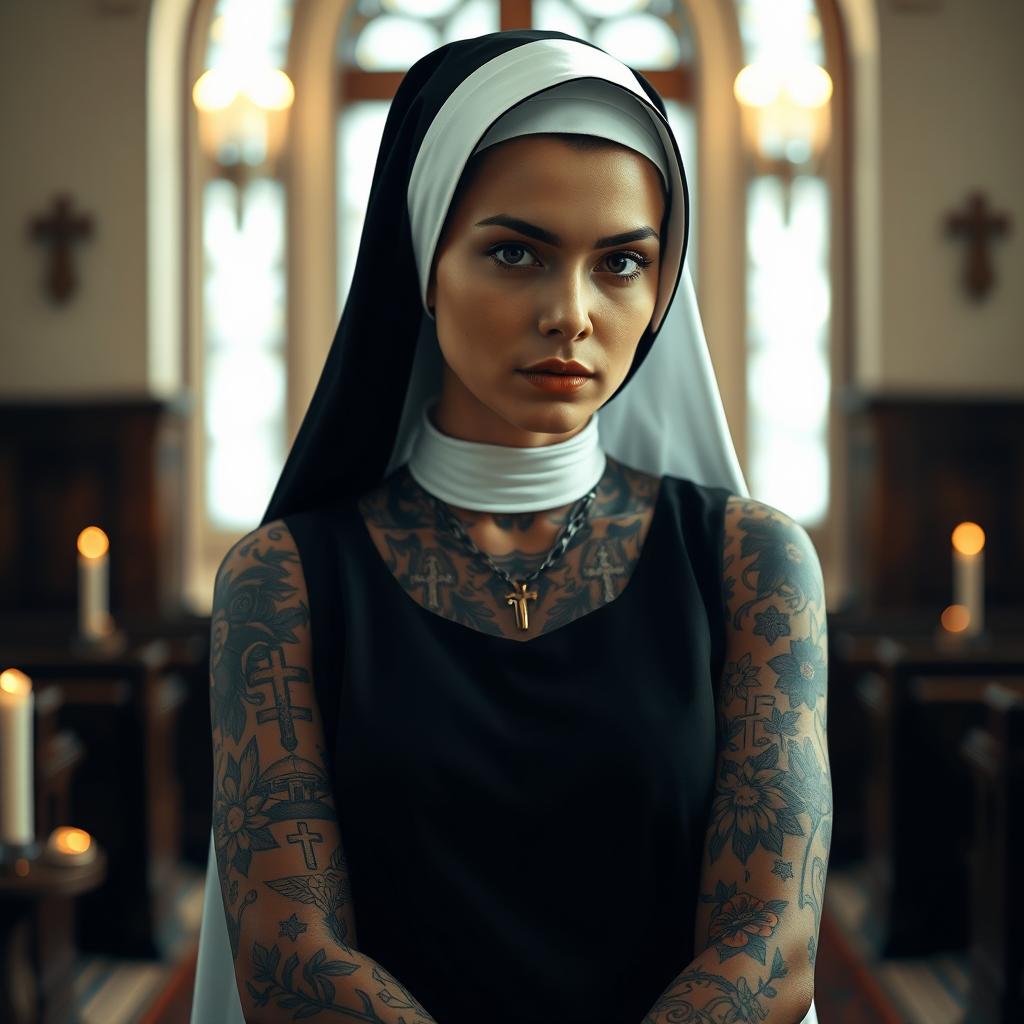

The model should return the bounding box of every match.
[640,939,813,1024]
[239,921,439,1024]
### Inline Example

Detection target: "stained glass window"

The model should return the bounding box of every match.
[339,0,498,71]
[200,0,294,531]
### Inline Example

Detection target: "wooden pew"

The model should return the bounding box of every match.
[961,685,1024,1024]
[826,609,1024,867]
[853,635,1024,957]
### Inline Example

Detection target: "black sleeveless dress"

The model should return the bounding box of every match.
[284,473,731,1024]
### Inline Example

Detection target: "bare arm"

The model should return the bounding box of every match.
[209,519,438,1023]
[640,497,831,1023]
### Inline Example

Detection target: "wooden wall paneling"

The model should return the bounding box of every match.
[0,396,189,623]
[846,394,1024,612]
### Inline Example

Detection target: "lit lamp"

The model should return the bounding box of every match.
[0,668,35,862]
[192,64,295,226]
[734,61,833,214]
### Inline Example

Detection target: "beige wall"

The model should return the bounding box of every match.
[0,0,152,396]
[874,0,1023,392]
[0,0,1020,400]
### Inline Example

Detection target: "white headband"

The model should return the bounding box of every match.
[471,77,672,190]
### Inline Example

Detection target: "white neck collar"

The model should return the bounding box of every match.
[407,402,607,513]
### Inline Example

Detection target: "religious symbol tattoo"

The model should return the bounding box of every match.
[249,644,313,752]
[410,552,457,610]
[209,536,310,745]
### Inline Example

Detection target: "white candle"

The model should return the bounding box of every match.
[952,522,985,638]
[77,526,112,640]
[0,668,34,846]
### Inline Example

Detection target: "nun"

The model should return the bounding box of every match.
[192,28,827,1024]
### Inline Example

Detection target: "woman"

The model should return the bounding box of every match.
[192,29,828,1024]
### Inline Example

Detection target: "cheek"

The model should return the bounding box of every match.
[603,282,658,343]
[437,258,527,337]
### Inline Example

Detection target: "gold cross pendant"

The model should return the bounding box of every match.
[505,580,538,631]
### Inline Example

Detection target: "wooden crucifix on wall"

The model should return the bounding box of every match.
[29,194,95,305]
[946,191,1011,302]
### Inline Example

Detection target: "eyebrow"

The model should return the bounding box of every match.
[474,214,659,249]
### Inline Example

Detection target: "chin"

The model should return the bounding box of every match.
[498,398,596,439]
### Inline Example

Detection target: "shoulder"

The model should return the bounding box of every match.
[217,518,298,575]
[722,496,819,571]
[721,495,825,632]
[213,519,309,617]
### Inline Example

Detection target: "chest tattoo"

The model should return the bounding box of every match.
[357,460,659,642]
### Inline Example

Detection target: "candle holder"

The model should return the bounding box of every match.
[933,623,993,653]
[69,624,128,658]
[0,839,42,869]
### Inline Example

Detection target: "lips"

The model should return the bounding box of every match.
[518,358,594,376]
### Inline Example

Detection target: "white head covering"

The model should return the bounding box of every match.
[394,60,748,500]
[472,77,671,188]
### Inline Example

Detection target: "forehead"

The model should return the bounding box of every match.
[455,135,666,225]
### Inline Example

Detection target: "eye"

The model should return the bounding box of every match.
[488,244,542,270]
[602,251,653,280]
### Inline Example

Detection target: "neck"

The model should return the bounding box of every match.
[408,400,607,513]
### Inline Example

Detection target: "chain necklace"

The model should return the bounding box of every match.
[428,486,599,631]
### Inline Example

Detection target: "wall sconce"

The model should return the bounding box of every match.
[734,61,832,203]
[192,65,295,225]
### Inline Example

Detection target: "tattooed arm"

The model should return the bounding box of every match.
[641,497,831,1024]
[210,520,439,1023]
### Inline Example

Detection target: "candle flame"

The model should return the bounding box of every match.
[77,526,110,559]
[940,604,971,633]
[52,826,92,854]
[952,522,985,556]
[0,668,32,696]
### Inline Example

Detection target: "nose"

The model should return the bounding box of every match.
[536,266,593,340]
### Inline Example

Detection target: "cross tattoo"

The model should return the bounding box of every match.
[29,194,94,304]
[249,646,312,752]
[583,542,626,602]
[946,191,1011,301]
[505,580,538,631]
[287,821,324,870]
[410,554,456,609]
[735,692,777,750]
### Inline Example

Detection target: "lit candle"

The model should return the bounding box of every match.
[951,522,985,638]
[0,668,34,847]
[77,526,113,641]
[45,826,96,866]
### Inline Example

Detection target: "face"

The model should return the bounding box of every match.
[426,134,667,447]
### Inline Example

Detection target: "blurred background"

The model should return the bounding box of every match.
[0,0,1021,1021]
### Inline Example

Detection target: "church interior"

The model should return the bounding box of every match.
[1,0,1021,1021]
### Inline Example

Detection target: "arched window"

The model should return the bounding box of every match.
[195,0,295,533]
[735,0,834,528]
